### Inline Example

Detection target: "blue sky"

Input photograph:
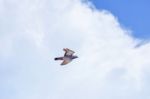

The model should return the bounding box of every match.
[90,0,150,39]
[0,0,150,99]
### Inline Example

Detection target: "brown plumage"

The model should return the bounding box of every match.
[54,48,78,65]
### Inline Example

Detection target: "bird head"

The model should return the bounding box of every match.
[72,55,78,59]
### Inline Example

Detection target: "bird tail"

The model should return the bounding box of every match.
[54,57,63,60]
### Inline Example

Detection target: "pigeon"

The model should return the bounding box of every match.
[54,48,78,65]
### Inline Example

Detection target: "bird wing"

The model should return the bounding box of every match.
[61,59,71,65]
[63,48,75,56]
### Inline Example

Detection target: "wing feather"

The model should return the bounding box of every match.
[63,48,75,56]
[61,60,71,65]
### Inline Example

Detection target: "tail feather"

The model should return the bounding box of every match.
[54,57,63,60]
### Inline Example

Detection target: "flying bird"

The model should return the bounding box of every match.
[54,48,78,65]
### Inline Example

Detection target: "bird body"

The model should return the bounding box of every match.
[54,48,78,65]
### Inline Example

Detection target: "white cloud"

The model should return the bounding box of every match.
[0,0,150,99]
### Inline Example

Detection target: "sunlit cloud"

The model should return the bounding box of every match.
[0,0,150,99]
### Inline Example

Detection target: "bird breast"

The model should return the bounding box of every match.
[63,56,72,61]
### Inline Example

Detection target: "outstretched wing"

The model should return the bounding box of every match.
[61,59,71,65]
[63,48,75,56]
